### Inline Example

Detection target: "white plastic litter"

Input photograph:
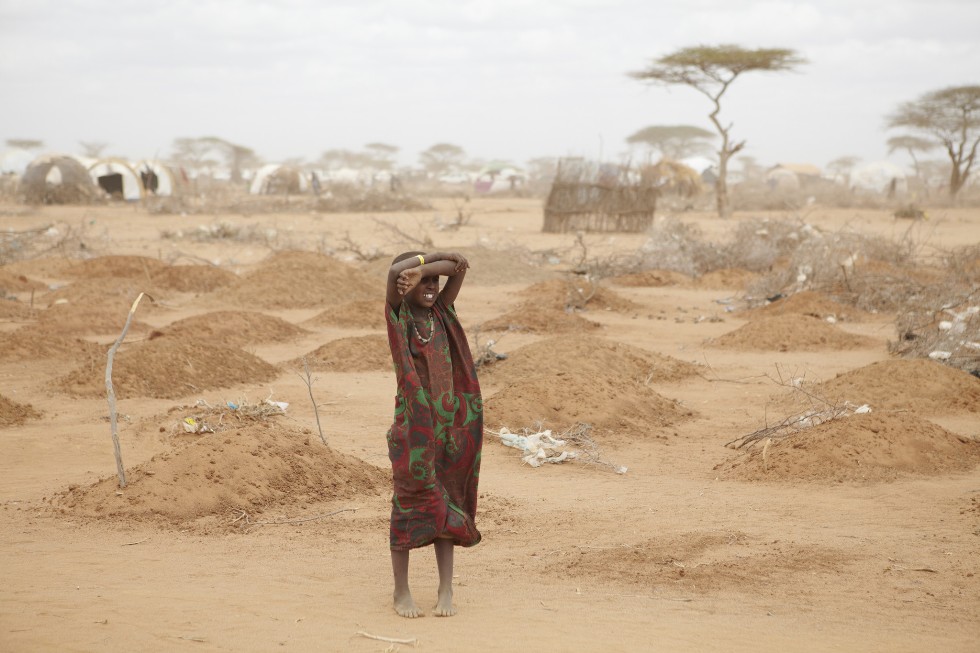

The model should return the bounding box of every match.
[496,427,577,468]
[928,350,952,360]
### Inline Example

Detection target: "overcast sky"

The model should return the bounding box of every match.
[2,0,978,172]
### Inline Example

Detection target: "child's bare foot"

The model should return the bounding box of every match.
[433,588,456,617]
[394,589,423,618]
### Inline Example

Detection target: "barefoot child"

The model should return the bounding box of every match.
[384,251,483,618]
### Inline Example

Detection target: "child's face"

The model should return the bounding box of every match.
[406,274,440,309]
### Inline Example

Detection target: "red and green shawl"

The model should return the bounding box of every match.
[385,298,483,551]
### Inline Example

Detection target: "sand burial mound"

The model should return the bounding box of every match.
[40,277,169,316]
[717,413,980,483]
[745,291,872,322]
[0,328,104,364]
[695,268,759,290]
[221,250,377,309]
[0,298,34,320]
[0,269,47,293]
[150,264,239,293]
[64,255,169,280]
[485,372,695,438]
[304,300,386,330]
[805,359,980,415]
[481,308,599,334]
[709,314,877,351]
[288,334,391,372]
[160,311,308,348]
[54,421,388,526]
[0,393,42,427]
[482,334,699,385]
[519,278,641,313]
[35,303,153,337]
[57,338,279,400]
[610,269,691,287]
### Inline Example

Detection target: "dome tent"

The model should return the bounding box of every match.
[249,164,309,195]
[135,159,180,196]
[88,158,144,201]
[20,155,99,204]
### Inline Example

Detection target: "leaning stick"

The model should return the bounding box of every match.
[105,292,148,488]
[299,357,327,445]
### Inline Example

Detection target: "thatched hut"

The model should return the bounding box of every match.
[20,155,99,204]
[543,159,658,233]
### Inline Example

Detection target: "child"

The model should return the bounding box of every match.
[384,251,483,618]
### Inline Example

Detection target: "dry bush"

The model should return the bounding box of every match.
[0,221,96,265]
[889,287,979,375]
[636,218,721,277]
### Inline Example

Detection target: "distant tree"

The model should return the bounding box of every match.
[419,143,466,176]
[78,141,109,158]
[886,134,937,184]
[630,45,806,217]
[319,148,373,170]
[736,155,764,182]
[625,124,716,161]
[170,136,257,183]
[365,142,399,170]
[6,139,43,150]
[886,85,980,197]
[826,155,861,180]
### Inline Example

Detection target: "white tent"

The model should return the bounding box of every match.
[134,159,179,196]
[249,164,309,194]
[88,158,143,201]
[850,161,908,194]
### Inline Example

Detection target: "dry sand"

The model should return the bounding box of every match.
[1,198,978,652]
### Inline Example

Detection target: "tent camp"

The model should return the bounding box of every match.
[249,164,309,195]
[474,161,526,193]
[766,163,823,190]
[135,159,180,196]
[88,158,144,201]
[21,155,99,204]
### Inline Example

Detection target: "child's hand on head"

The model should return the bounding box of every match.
[444,253,469,272]
[397,267,421,295]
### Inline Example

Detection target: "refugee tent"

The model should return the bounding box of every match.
[850,161,908,195]
[135,159,179,196]
[88,158,144,201]
[0,148,33,175]
[249,164,309,195]
[474,161,526,193]
[20,155,99,204]
[766,163,823,190]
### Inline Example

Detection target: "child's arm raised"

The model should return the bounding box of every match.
[386,252,469,310]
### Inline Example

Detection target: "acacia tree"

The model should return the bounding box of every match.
[5,139,43,150]
[886,135,936,184]
[171,136,258,182]
[365,142,399,170]
[630,45,806,217]
[79,141,109,158]
[626,124,716,161]
[826,155,861,181]
[887,86,980,197]
[419,143,466,177]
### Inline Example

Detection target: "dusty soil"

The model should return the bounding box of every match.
[0,199,978,653]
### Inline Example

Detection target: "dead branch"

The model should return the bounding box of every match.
[299,357,327,445]
[372,217,434,249]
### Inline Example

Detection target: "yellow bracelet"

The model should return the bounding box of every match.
[416,254,425,266]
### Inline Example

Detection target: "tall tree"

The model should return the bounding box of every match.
[365,142,399,170]
[887,86,980,198]
[630,45,806,217]
[171,137,257,182]
[419,143,465,176]
[886,135,938,187]
[826,155,861,181]
[625,124,716,161]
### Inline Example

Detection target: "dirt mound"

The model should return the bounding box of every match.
[609,269,691,287]
[0,328,105,364]
[708,314,877,351]
[717,413,980,483]
[482,335,699,385]
[695,268,759,290]
[559,532,846,594]
[0,298,34,319]
[746,291,872,322]
[40,277,168,315]
[161,311,308,347]
[481,309,600,334]
[0,269,47,293]
[0,393,42,427]
[805,359,980,415]
[35,303,153,336]
[64,255,168,280]
[358,246,554,286]
[54,421,388,527]
[485,373,695,437]
[221,250,377,309]
[150,265,239,293]
[518,279,640,313]
[287,334,391,372]
[304,300,386,330]
[57,338,279,399]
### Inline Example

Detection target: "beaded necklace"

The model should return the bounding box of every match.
[411,310,434,344]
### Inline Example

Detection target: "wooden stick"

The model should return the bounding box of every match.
[355,631,418,646]
[105,292,149,488]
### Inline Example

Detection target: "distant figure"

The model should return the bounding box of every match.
[384,250,482,618]
[311,171,321,196]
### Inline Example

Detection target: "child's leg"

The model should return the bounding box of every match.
[391,549,422,618]
[433,538,456,616]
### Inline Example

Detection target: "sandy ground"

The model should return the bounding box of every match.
[1,198,978,652]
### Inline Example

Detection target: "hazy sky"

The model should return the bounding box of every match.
[2,0,978,171]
